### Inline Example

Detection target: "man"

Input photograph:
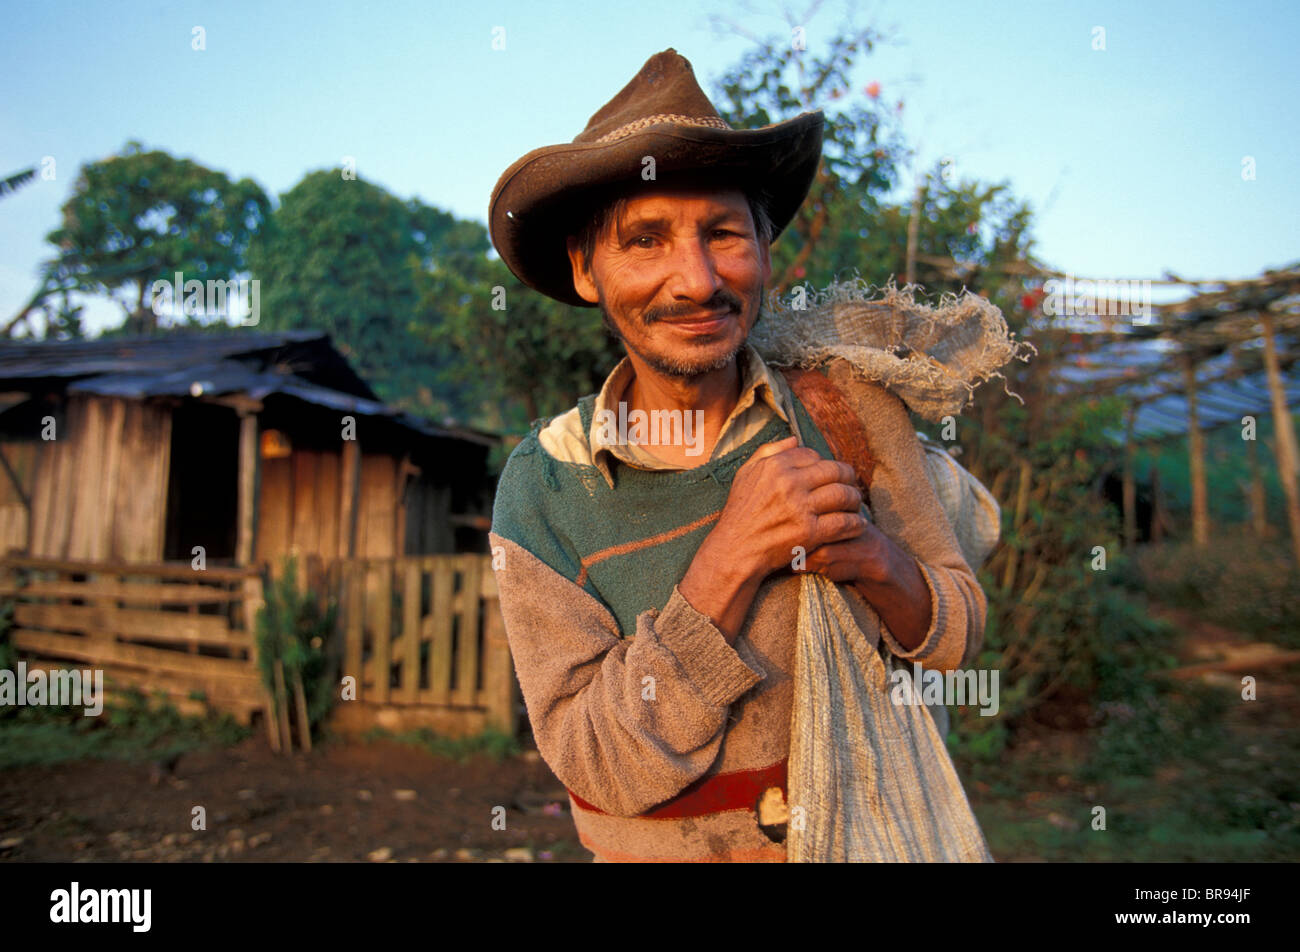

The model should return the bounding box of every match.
[487,49,986,862]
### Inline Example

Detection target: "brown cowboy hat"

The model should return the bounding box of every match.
[488,48,824,307]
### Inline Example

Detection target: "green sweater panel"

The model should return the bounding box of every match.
[491,387,833,636]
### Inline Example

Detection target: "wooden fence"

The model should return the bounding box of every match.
[0,556,267,724]
[0,553,518,743]
[326,554,517,739]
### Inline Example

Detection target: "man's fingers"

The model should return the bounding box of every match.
[813,510,868,546]
[808,481,863,514]
[795,458,858,489]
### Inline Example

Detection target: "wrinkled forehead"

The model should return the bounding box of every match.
[616,185,751,221]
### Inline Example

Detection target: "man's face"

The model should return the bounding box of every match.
[566,186,771,379]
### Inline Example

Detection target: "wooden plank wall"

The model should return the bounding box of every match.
[0,441,36,554]
[28,396,171,562]
[0,556,267,724]
[336,554,515,735]
[257,448,401,565]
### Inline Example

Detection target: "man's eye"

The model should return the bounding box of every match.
[712,229,739,239]
[632,234,657,248]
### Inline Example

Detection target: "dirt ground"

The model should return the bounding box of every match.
[0,734,590,863]
[1,601,1294,864]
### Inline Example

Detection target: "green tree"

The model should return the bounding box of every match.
[712,22,906,292]
[413,247,623,433]
[38,142,269,334]
[246,170,478,414]
[0,167,37,200]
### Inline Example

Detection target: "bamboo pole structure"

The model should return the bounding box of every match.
[904,180,923,286]
[1260,312,1300,568]
[1183,354,1209,547]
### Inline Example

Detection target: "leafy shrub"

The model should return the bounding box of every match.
[254,555,338,738]
[1135,529,1300,647]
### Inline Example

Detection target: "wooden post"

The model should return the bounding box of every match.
[272,658,293,753]
[1123,404,1138,548]
[344,560,364,703]
[402,560,421,702]
[235,412,260,567]
[904,179,923,286]
[428,558,454,705]
[338,439,360,559]
[234,412,279,752]
[456,555,483,708]
[1260,312,1300,568]
[291,668,312,752]
[1183,354,1209,547]
[371,561,391,704]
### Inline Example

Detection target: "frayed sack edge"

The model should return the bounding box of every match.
[751,277,1038,422]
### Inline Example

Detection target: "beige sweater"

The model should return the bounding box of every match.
[489,358,986,861]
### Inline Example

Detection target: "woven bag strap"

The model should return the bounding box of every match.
[781,367,877,495]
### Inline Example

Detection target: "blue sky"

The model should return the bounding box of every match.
[2,0,1297,334]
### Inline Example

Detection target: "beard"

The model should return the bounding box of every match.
[599,289,762,381]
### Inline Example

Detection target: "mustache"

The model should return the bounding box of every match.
[641,289,745,326]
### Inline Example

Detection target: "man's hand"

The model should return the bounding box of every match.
[802,529,934,651]
[679,435,866,640]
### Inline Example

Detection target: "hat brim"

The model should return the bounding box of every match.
[489,111,824,307]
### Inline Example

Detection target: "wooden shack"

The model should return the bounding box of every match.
[0,332,514,743]
[0,331,494,565]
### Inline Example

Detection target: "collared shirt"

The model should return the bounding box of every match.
[537,344,794,488]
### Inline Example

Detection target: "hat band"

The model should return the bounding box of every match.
[592,113,732,144]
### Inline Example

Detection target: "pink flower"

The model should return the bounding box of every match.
[865,81,881,98]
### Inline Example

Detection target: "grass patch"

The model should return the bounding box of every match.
[1135,531,1300,648]
[960,678,1300,861]
[0,686,250,768]
[361,725,521,763]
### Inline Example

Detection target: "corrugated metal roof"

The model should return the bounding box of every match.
[0,332,497,447]
[1060,338,1300,441]
[0,331,324,381]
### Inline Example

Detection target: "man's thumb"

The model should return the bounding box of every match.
[749,434,799,462]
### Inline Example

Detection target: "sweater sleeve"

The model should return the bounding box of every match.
[488,531,766,817]
[824,360,988,672]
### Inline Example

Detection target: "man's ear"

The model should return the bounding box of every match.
[565,235,600,305]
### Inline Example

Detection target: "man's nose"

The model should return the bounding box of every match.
[664,235,723,302]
